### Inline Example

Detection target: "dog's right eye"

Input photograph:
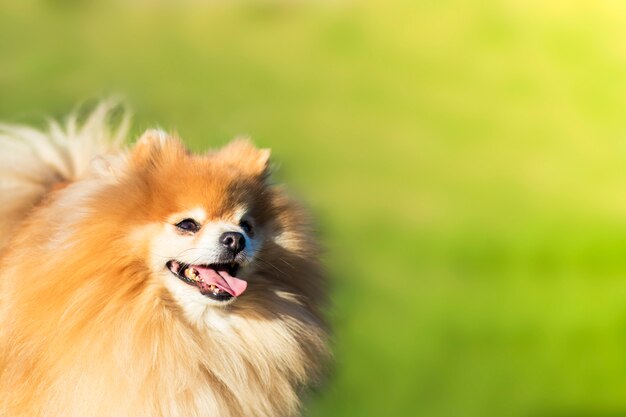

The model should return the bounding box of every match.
[175,219,200,233]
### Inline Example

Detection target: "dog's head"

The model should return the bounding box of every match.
[118,131,273,313]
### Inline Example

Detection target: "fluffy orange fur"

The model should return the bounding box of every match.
[0,106,328,417]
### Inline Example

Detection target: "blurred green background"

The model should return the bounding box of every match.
[3,0,626,416]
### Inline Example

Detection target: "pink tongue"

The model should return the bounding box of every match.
[193,265,248,297]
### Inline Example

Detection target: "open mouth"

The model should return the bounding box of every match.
[166,260,248,302]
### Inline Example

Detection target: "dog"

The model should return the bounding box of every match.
[0,102,328,417]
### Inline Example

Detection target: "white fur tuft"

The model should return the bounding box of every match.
[0,100,130,250]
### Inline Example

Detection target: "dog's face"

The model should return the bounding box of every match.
[124,131,273,315]
[159,205,257,305]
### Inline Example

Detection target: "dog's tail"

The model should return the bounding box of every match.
[0,100,130,250]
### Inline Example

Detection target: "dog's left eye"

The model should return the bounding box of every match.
[175,219,200,233]
[239,220,254,236]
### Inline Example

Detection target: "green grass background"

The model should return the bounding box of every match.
[3,1,626,416]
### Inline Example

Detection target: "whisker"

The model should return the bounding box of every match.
[279,258,295,268]
[254,256,288,276]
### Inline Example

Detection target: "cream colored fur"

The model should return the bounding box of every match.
[0,104,328,417]
[0,101,129,250]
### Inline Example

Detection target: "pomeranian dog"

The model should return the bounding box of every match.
[0,102,328,417]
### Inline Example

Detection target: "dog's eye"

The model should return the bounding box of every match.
[175,219,200,233]
[239,220,254,236]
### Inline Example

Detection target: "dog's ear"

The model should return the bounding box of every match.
[132,129,187,168]
[217,137,271,179]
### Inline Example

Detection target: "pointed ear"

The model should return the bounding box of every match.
[132,129,187,167]
[217,137,271,178]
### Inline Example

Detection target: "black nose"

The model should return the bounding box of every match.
[220,232,246,254]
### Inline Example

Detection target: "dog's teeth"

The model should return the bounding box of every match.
[184,267,199,281]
